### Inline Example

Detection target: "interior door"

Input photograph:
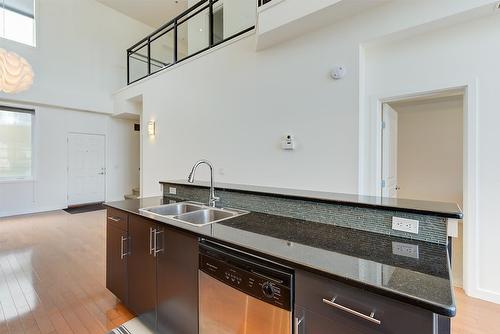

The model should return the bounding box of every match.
[382,104,398,198]
[67,133,106,205]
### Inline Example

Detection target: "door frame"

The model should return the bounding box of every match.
[360,78,478,299]
[66,132,107,206]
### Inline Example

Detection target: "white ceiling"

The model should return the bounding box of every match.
[96,0,189,28]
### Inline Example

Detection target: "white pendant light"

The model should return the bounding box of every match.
[0,48,34,94]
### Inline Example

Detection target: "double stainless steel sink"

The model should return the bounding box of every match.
[139,202,248,227]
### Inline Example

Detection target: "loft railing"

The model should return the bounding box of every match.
[258,0,273,6]
[127,0,256,85]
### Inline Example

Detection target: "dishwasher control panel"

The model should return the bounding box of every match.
[199,242,292,311]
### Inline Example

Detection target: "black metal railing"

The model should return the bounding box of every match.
[127,0,256,85]
[258,0,273,7]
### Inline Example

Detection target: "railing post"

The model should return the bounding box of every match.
[127,50,130,85]
[209,0,214,46]
[147,38,151,75]
[174,20,178,63]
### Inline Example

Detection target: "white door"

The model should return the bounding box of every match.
[382,104,399,198]
[67,133,106,206]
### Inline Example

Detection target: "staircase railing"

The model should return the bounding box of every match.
[127,0,256,85]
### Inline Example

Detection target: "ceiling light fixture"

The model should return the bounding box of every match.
[0,48,34,94]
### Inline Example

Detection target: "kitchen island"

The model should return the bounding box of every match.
[104,182,460,333]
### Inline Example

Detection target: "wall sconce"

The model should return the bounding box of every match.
[148,120,156,136]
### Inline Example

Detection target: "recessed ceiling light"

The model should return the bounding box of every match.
[199,28,203,32]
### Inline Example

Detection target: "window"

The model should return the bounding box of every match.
[0,0,36,46]
[0,107,33,180]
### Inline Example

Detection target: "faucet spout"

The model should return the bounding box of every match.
[187,160,220,207]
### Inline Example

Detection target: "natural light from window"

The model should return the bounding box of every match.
[0,108,33,180]
[0,0,35,47]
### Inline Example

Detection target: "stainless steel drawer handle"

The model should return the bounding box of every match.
[149,227,155,255]
[153,229,164,257]
[120,236,129,259]
[108,216,120,222]
[294,316,304,333]
[322,297,381,325]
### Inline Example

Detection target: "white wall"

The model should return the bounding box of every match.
[107,117,140,200]
[119,31,361,197]
[365,14,500,303]
[114,0,500,303]
[0,0,151,216]
[0,0,152,113]
[116,0,494,196]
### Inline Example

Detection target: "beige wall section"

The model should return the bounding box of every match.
[389,96,463,286]
[390,96,463,203]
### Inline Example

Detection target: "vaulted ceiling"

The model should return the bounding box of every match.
[96,0,188,28]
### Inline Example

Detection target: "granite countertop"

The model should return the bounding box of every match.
[160,180,463,219]
[105,196,456,317]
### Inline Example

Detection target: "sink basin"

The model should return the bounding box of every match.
[174,209,239,226]
[139,201,248,227]
[144,202,202,216]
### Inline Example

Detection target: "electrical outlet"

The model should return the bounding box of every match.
[169,187,177,195]
[392,217,419,234]
[392,242,419,259]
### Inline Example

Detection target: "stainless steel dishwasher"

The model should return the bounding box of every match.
[199,241,293,334]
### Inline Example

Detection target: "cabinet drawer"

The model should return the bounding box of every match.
[107,208,128,231]
[295,270,435,333]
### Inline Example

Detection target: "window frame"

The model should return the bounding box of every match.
[0,105,35,182]
[0,0,37,47]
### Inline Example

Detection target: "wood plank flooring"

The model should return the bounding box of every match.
[0,209,499,333]
[0,210,133,334]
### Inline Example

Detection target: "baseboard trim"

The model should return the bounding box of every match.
[0,205,65,218]
[465,287,500,305]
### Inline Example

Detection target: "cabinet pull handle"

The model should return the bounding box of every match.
[322,297,381,325]
[294,316,304,333]
[153,229,164,257]
[108,216,120,222]
[149,227,155,255]
[120,236,129,259]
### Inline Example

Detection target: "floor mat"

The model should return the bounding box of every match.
[109,318,155,334]
[63,203,105,214]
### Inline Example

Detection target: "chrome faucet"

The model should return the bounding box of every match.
[187,160,220,207]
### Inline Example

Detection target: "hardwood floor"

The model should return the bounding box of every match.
[0,209,499,333]
[0,210,133,334]
[453,288,500,334]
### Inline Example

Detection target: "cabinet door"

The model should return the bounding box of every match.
[106,222,128,304]
[296,270,436,334]
[128,215,157,327]
[157,226,199,334]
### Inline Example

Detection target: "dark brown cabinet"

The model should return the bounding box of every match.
[295,270,448,334]
[127,215,158,327]
[106,209,128,304]
[106,208,199,333]
[157,227,199,334]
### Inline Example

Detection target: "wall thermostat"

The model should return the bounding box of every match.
[330,65,346,80]
[281,135,296,150]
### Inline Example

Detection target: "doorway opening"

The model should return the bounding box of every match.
[380,90,464,286]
